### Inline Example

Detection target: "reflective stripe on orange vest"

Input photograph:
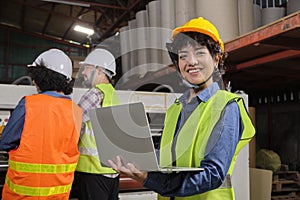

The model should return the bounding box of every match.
[9,160,77,173]
[5,177,72,196]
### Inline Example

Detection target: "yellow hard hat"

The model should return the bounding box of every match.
[172,17,224,52]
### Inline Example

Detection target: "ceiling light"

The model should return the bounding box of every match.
[42,0,90,7]
[74,25,94,35]
[69,40,81,45]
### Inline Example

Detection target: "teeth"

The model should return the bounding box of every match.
[189,69,199,73]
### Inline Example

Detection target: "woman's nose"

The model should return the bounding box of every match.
[188,54,199,66]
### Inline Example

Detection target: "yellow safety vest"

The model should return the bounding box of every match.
[158,90,255,200]
[76,84,120,174]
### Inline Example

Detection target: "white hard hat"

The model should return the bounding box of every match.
[79,48,116,76]
[28,49,73,80]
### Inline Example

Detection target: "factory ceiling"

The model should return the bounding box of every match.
[1,1,299,99]
[0,0,153,46]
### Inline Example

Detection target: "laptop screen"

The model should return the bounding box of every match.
[89,102,161,171]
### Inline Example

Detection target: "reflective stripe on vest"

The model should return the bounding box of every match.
[9,160,77,173]
[76,83,120,174]
[159,90,255,200]
[5,177,72,196]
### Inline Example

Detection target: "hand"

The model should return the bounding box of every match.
[108,155,148,183]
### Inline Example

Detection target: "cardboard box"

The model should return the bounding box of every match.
[250,168,273,200]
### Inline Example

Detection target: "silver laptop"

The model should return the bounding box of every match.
[89,102,203,173]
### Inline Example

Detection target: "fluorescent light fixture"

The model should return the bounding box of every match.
[74,25,94,35]
[69,40,81,45]
[42,0,90,7]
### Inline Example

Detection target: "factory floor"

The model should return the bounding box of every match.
[69,191,157,200]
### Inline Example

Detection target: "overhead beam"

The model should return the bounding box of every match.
[42,0,129,10]
[13,0,95,27]
[19,0,26,29]
[236,50,300,70]
[42,3,56,34]
[99,0,143,41]
[62,7,86,40]
[0,23,87,49]
[261,37,300,50]
[225,12,300,52]
[242,66,300,79]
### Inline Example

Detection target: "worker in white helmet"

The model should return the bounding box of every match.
[74,48,120,200]
[0,49,82,200]
[109,17,256,200]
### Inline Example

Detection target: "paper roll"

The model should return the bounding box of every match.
[261,7,285,26]
[238,0,254,35]
[148,1,162,68]
[287,0,300,15]
[120,26,130,74]
[128,19,137,70]
[195,0,239,42]
[136,10,149,75]
[175,0,196,27]
[253,4,262,29]
[160,0,175,66]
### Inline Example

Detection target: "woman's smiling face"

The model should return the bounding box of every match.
[178,44,217,87]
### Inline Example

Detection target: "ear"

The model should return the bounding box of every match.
[214,55,220,67]
[97,67,102,75]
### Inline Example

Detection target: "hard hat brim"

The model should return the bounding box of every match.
[27,63,37,67]
[172,27,224,51]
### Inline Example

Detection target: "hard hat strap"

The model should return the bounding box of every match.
[89,68,96,86]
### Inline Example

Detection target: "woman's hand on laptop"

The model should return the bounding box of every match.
[108,155,148,183]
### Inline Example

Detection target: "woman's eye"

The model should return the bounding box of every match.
[179,55,187,60]
[196,51,205,56]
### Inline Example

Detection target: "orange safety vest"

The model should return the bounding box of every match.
[2,94,82,200]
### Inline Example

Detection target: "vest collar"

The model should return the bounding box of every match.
[179,82,220,105]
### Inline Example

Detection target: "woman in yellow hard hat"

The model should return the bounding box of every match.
[109,17,255,200]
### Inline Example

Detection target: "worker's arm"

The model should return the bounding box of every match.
[0,98,26,151]
[143,101,242,197]
[78,88,102,123]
